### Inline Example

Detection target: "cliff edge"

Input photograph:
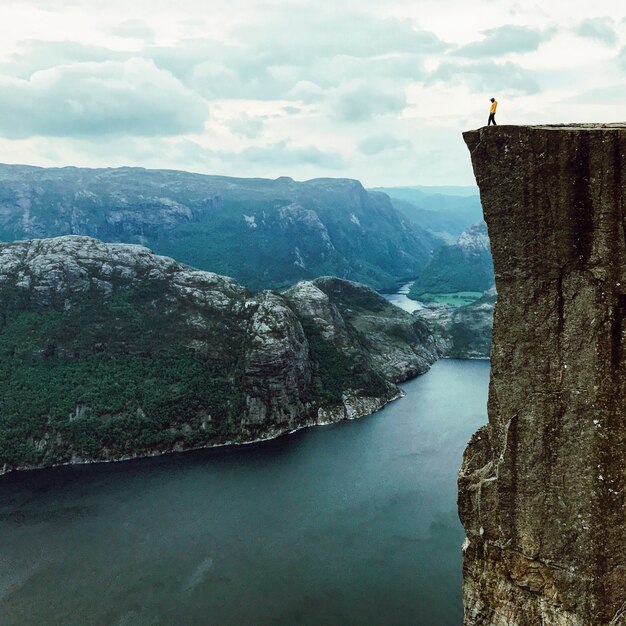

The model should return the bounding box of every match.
[460,124,626,625]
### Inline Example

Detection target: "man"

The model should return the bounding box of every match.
[488,98,497,126]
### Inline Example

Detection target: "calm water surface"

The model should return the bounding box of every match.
[382,282,424,313]
[0,360,489,626]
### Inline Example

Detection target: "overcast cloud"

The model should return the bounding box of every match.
[0,0,624,185]
[454,25,555,58]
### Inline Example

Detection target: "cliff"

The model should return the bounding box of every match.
[0,236,438,474]
[460,124,626,625]
[0,164,437,291]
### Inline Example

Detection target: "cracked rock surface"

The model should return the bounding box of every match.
[460,124,626,625]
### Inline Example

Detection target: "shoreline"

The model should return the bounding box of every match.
[0,388,406,479]
[1,275,489,479]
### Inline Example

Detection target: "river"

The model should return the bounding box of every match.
[0,359,489,626]
[382,282,424,313]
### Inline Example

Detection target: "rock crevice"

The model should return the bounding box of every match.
[460,124,626,626]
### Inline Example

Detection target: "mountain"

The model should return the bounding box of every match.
[371,186,483,243]
[414,288,495,358]
[409,185,479,197]
[408,222,494,300]
[0,164,438,292]
[0,236,439,473]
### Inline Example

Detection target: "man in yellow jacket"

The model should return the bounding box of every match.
[488,98,497,126]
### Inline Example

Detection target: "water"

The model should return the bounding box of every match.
[0,360,489,626]
[382,282,424,313]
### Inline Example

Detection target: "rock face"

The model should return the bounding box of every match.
[415,288,495,359]
[409,221,494,299]
[460,125,626,625]
[0,236,438,473]
[0,164,438,291]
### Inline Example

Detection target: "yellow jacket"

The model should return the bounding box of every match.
[490,100,498,114]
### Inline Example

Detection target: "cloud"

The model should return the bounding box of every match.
[107,19,155,41]
[454,25,555,58]
[239,142,345,169]
[177,139,346,171]
[233,10,447,62]
[619,46,626,72]
[0,11,440,105]
[141,11,444,100]
[560,83,626,104]
[330,80,407,122]
[357,134,412,156]
[288,81,326,103]
[576,17,617,45]
[228,114,265,138]
[430,60,539,94]
[0,40,124,78]
[0,58,208,138]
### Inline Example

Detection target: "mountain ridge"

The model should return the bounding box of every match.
[0,163,438,292]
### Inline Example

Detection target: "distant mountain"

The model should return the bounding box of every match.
[409,222,494,299]
[371,186,483,243]
[0,164,438,292]
[0,236,439,473]
[410,185,479,197]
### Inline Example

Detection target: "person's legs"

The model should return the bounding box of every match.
[488,113,496,126]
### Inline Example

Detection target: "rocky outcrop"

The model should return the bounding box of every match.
[0,236,438,474]
[409,221,494,299]
[460,124,626,625]
[415,288,495,359]
[286,277,439,382]
[0,164,438,291]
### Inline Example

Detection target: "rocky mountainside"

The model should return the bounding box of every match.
[409,221,494,300]
[460,125,626,625]
[0,236,439,474]
[415,288,495,358]
[0,164,438,292]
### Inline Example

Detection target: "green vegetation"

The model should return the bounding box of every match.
[299,317,388,403]
[0,289,247,468]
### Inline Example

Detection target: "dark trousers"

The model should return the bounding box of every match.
[488,113,497,126]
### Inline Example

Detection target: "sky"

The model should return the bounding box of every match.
[0,0,624,186]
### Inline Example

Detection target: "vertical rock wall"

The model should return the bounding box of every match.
[460,125,626,625]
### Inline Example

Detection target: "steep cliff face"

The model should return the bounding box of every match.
[460,125,626,625]
[0,236,438,473]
